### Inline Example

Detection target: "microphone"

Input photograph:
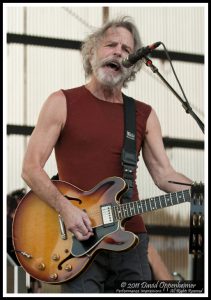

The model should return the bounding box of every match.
[122,41,161,68]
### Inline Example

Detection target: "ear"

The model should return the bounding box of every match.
[90,47,95,57]
[89,47,96,66]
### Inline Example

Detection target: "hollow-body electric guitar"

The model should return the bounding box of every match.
[12,176,192,284]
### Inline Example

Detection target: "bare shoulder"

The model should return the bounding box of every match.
[40,90,67,127]
[146,108,161,134]
[45,89,66,107]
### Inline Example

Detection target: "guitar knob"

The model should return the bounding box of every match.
[51,254,60,261]
[64,264,72,272]
[50,273,58,280]
[192,233,196,245]
[38,263,46,271]
[192,213,197,227]
[198,214,201,226]
[198,234,203,246]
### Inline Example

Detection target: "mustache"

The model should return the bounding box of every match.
[95,56,127,73]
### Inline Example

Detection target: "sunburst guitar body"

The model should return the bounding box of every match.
[12,177,138,284]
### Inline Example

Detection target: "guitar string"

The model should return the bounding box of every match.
[65,189,191,218]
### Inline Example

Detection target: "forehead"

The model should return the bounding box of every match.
[102,26,134,49]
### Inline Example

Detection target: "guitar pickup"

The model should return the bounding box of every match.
[100,204,114,227]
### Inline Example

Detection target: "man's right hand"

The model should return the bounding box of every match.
[59,200,94,241]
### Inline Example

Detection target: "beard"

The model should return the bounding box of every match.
[90,54,131,88]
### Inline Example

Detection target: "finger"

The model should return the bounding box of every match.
[74,231,93,241]
[83,216,93,232]
[77,222,90,236]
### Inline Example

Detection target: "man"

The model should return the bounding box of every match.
[22,17,192,292]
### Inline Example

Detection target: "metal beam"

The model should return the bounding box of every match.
[7,33,204,64]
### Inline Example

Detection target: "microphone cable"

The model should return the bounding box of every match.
[159,42,191,106]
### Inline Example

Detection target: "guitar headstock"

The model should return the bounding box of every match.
[189,182,204,254]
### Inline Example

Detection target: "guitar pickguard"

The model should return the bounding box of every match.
[71,222,119,256]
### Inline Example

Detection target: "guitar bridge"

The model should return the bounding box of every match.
[100,204,114,226]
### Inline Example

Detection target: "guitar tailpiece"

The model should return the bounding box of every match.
[14,249,32,258]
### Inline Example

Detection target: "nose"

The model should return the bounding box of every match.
[113,44,122,57]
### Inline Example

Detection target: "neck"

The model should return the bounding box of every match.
[85,79,123,103]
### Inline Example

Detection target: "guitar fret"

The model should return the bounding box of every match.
[160,195,165,208]
[116,206,121,219]
[164,195,168,206]
[134,201,139,215]
[181,191,186,202]
[125,204,129,217]
[136,201,142,214]
[121,204,125,218]
[165,194,171,207]
[169,194,174,206]
[124,204,129,217]
[140,201,143,213]
[132,202,137,215]
[113,206,118,220]
[129,202,134,216]
[183,190,191,202]
[133,202,137,215]
[171,193,178,205]
[154,198,158,209]
[127,204,131,217]
[176,191,184,204]
[118,206,123,219]
[127,203,130,216]
[118,206,122,219]
[141,201,146,213]
[148,199,152,211]
[144,199,148,211]
[125,203,129,217]
[144,201,148,212]
[112,206,118,221]
[126,203,130,216]
[177,192,182,203]
[150,198,156,210]
[154,196,161,209]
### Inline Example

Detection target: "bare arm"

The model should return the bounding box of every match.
[142,109,192,192]
[22,90,93,240]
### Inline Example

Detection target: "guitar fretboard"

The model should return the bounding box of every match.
[112,189,191,221]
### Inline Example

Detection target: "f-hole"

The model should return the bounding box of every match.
[64,195,82,204]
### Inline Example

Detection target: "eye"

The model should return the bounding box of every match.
[123,46,130,54]
[108,44,115,48]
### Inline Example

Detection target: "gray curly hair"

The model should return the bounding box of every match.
[81,16,143,87]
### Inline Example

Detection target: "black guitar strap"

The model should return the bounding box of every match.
[121,93,137,204]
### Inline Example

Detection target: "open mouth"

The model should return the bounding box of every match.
[104,61,121,72]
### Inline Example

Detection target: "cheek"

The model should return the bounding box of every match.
[97,47,113,59]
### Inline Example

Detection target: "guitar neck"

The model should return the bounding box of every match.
[112,189,191,220]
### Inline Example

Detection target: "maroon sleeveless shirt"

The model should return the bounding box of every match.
[55,85,152,233]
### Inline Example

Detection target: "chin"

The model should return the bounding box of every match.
[97,70,123,88]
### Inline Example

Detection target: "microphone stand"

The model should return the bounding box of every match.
[142,56,204,134]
